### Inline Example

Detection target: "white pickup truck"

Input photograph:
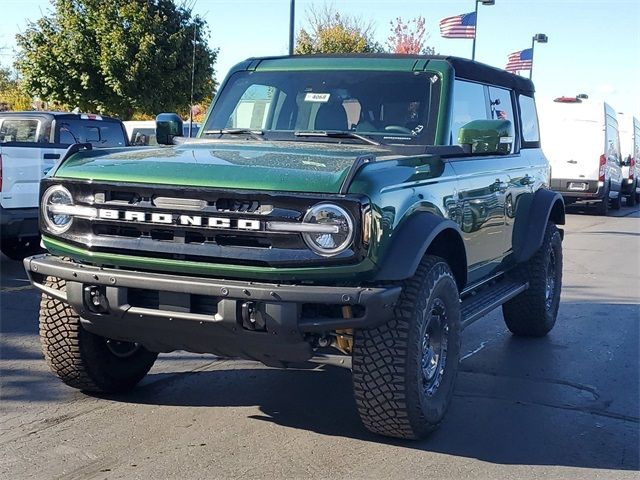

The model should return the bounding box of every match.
[0,111,128,259]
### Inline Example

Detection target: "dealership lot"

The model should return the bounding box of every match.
[1,207,638,479]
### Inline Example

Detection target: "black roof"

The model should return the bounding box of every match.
[245,54,535,95]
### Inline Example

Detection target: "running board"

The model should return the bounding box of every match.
[461,280,528,329]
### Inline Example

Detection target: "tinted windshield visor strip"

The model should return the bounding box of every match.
[266,221,339,234]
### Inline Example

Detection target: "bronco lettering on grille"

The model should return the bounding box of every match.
[96,209,262,230]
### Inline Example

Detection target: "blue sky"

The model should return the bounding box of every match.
[2,0,639,115]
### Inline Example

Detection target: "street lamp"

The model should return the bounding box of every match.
[530,33,548,80]
[288,0,295,55]
[472,0,496,61]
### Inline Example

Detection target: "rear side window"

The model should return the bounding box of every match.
[0,119,40,143]
[605,118,621,163]
[518,95,540,144]
[57,120,127,147]
[450,80,488,145]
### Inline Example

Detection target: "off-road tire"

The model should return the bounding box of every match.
[502,222,562,336]
[611,191,622,210]
[1,237,42,260]
[39,276,158,392]
[352,256,461,439]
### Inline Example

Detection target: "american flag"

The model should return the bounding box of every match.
[439,12,476,39]
[505,48,533,73]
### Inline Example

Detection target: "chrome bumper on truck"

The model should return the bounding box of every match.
[24,255,400,366]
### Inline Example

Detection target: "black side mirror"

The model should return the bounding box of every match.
[155,113,184,145]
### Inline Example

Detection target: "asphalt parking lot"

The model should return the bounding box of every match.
[1,206,638,479]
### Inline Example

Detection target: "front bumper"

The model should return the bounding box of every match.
[24,255,401,365]
[1,206,39,239]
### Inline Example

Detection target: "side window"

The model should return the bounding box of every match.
[229,84,279,130]
[487,86,515,153]
[487,86,514,122]
[450,80,487,145]
[518,95,540,144]
[0,119,40,143]
[605,119,621,163]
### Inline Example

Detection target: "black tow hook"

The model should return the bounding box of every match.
[241,301,267,331]
[84,286,110,313]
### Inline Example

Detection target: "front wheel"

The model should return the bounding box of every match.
[352,256,461,439]
[39,277,158,393]
[502,222,563,336]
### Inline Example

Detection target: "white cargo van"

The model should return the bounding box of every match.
[618,113,640,207]
[540,96,623,215]
[0,112,128,259]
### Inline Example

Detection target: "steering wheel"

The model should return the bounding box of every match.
[384,125,413,135]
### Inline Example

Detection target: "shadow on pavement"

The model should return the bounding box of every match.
[96,302,639,472]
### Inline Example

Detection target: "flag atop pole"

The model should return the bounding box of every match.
[439,12,477,39]
[505,48,533,73]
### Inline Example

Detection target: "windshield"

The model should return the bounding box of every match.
[204,70,441,145]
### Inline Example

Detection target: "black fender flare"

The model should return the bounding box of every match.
[374,212,467,288]
[512,188,565,263]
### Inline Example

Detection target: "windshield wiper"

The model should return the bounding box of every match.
[295,130,380,146]
[203,128,265,141]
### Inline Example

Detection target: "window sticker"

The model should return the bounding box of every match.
[304,93,331,103]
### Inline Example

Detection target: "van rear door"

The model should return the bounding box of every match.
[0,116,62,210]
[543,117,602,181]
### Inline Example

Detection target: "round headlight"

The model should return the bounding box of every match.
[42,185,74,233]
[302,203,354,256]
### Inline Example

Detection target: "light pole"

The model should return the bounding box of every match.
[530,33,548,80]
[288,0,295,55]
[472,0,495,61]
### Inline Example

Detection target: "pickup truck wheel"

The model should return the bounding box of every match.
[352,256,461,439]
[1,237,42,260]
[39,276,158,393]
[502,222,562,337]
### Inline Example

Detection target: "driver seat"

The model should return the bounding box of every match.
[314,102,348,131]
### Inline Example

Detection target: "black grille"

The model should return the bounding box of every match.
[44,179,367,268]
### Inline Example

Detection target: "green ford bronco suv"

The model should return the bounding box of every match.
[25,55,565,439]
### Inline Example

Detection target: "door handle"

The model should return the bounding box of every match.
[567,160,577,164]
[43,153,61,160]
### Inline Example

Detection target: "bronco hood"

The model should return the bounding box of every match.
[54,141,391,194]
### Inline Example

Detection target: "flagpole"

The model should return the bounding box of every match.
[471,0,479,60]
[529,36,535,80]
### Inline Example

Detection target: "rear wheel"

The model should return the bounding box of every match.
[611,191,622,210]
[352,256,461,439]
[626,190,637,207]
[39,277,158,393]
[502,222,562,336]
[595,187,609,216]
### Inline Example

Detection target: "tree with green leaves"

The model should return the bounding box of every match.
[0,67,32,112]
[295,5,383,54]
[15,0,218,119]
